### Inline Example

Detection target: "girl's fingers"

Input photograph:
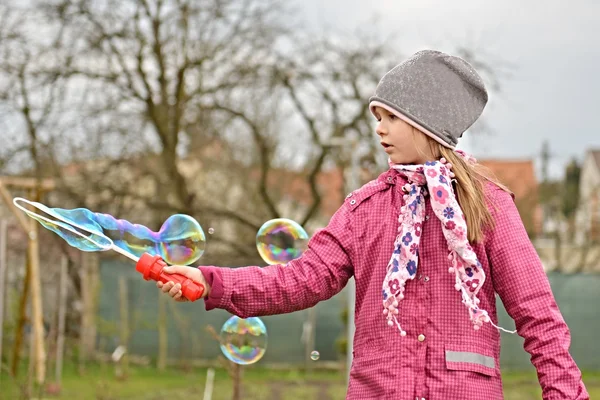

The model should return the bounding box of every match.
[158,282,187,302]
[161,281,174,293]
[168,283,181,297]
[174,291,187,302]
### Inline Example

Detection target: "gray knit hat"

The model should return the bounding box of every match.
[369,50,488,148]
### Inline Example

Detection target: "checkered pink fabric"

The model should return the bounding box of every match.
[200,169,588,400]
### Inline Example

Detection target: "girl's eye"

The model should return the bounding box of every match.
[389,114,396,121]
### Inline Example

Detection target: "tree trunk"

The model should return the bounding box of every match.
[55,255,68,384]
[11,249,31,376]
[232,363,242,400]
[553,230,562,270]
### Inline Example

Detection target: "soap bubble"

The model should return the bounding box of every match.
[310,350,320,361]
[256,218,308,265]
[12,198,205,265]
[154,214,206,265]
[208,227,215,235]
[219,316,267,365]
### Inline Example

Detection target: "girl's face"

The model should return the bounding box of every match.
[373,106,436,165]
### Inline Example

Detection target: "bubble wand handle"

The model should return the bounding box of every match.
[133,252,205,302]
[109,246,206,302]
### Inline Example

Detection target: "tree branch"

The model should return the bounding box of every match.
[206,102,280,219]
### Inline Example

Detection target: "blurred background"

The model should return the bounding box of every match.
[0,0,598,399]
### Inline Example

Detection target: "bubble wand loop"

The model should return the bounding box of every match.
[12,197,205,301]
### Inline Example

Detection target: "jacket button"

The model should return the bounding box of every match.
[424,276,430,282]
[350,199,356,205]
[387,176,393,182]
[417,334,425,342]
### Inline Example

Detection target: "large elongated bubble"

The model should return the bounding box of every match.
[13,198,205,265]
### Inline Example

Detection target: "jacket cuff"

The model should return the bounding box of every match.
[198,266,224,311]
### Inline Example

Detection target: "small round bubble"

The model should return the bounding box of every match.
[256,218,308,265]
[310,351,320,361]
[208,227,215,235]
[219,316,267,365]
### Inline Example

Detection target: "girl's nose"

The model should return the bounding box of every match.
[376,122,387,137]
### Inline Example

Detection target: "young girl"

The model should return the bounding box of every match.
[157,50,588,400]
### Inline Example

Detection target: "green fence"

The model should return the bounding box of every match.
[497,272,600,370]
[97,260,600,369]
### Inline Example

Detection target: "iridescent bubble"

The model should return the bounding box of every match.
[256,218,308,265]
[13,198,206,265]
[219,316,267,365]
[208,227,215,235]
[310,351,320,361]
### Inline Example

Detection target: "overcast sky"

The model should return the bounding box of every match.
[295,0,600,178]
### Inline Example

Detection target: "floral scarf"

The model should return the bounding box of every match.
[382,151,515,335]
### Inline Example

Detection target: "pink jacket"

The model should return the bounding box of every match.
[199,168,588,400]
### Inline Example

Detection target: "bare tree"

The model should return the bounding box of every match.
[0,3,78,378]
[19,0,392,263]
[1,0,507,266]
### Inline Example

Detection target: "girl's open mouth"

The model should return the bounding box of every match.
[381,142,393,153]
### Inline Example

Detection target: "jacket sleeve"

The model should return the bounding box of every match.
[197,204,354,318]
[485,186,589,400]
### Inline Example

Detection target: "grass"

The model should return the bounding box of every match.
[1,362,599,400]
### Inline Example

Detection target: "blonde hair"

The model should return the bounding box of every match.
[417,133,509,243]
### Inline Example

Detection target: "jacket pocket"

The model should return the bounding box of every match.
[348,351,396,399]
[444,342,497,377]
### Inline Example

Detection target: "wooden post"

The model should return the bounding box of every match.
[55,255,68,383]
[202,368,215,400]
[1,183,46,383]
[118,276,129,379]
[27,319,35,395]
[304,307,317,372]
[79,254,89,373]
[79,252,99,373]
[0,219,7,380]
[28,214,46,384]
[157,294,167,370]
[0,178,52,383]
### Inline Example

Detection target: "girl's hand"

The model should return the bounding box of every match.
[156,265,210,302]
